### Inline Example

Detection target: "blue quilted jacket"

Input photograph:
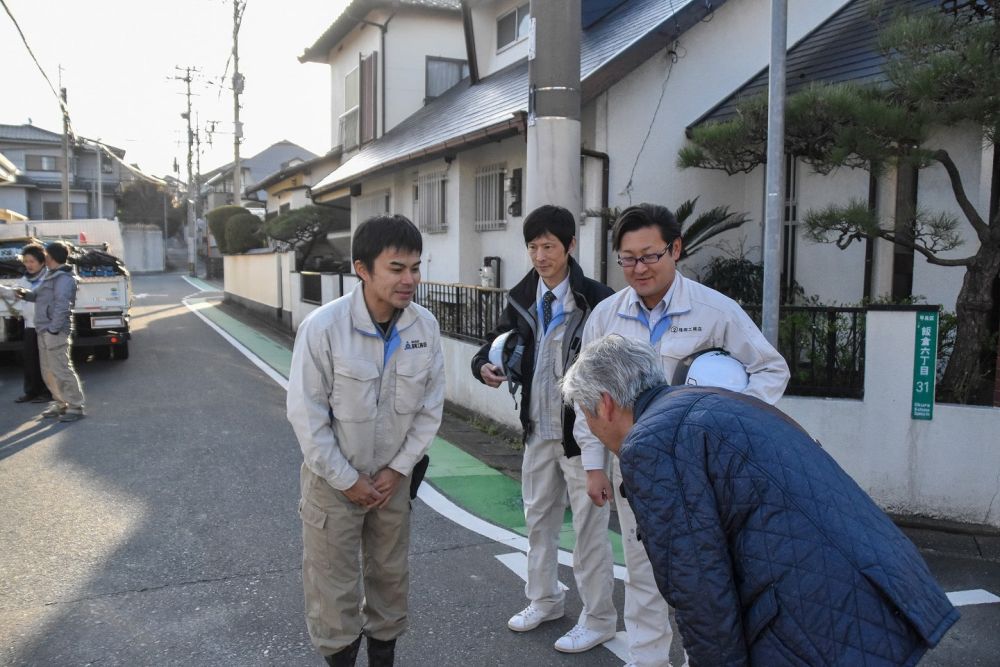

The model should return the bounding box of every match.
[619,385,958,667]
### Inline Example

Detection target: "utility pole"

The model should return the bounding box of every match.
[60,87,71,219]
[762,0,787,346]
[95,143,103,219]
[175,66,198,276]
[525,0,582,242]
[232,0,244,206]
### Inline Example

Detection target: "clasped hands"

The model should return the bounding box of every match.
[343,468,403,509]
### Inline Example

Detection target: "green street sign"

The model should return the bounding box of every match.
[911,311,938,420]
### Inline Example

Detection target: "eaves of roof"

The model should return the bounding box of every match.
[300,0,461,64]
[313,0,722,195]
[688,0,938,130]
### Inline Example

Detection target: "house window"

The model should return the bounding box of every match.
[357,190,391,222]
[426,57,468,101]
[43,202,62,219]
[26,154,60,172]
[340,66,360,151]
[279,203,291,216]
[781,156,798,303]
[474,163,506,231]
[497,4,530,50]
[360,52,377,144]
[413,171,447,234]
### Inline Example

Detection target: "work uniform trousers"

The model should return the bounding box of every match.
[612,456,688,667]
[299,463,412,656]
[21,327,50,399]
[36,330,84,414]
[522,432,617,634]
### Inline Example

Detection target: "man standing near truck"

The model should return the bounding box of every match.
[14,241,85,422]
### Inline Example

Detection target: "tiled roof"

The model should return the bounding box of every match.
[301,0,461,63]
[0,124,64,144]
[314,0,721,194]
[690,0,938,128]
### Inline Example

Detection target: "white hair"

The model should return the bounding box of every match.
[561,334,666,415]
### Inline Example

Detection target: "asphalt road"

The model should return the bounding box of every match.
[1,273,997,666]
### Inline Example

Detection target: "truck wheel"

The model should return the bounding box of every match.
[114,341,129,360]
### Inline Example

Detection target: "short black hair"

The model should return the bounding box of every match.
[522,205,575,250]
[611,203,680,251]
[352,214,422,272]
[44,240,70,264]
[21,243,45,264]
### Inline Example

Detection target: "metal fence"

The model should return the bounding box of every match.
[743,305,866,399]
[414,281,506,345]
[301,272,322,305]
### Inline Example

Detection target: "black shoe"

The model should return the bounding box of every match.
[324,636,361,667]
[367,636,396,667]
[15,395,32,403]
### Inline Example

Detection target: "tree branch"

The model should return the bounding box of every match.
[932,148,991,242]
[878,229,973,266]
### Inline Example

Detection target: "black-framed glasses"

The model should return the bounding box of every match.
[617,244,673,268]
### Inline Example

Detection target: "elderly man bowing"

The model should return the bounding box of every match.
[561,335,957,667]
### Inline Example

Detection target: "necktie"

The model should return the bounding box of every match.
[542,290,555,332]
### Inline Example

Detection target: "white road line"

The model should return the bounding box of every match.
[946,589,1000,607]
[182,296,289,391]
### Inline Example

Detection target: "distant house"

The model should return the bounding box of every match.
[0,123,134,221]
[200,140,318,212]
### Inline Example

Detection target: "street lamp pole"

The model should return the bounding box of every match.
[762,0,787,346]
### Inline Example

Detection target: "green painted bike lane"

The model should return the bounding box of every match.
[187,289,624,564]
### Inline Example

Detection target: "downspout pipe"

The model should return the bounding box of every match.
[580,148,610,284]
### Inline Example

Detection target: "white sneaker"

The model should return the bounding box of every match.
[553,624,615,653]
[507,604,563,632]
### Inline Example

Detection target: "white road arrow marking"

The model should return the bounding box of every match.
[946,589,1000,606]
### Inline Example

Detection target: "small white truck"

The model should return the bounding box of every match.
[0,237,132,360]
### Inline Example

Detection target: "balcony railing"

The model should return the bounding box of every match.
[414,281,506,345]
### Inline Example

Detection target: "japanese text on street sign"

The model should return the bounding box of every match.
[911,311,938,420]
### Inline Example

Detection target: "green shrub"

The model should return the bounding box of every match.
[225,212,265,254]
[205,205,247,254]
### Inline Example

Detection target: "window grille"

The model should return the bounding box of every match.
[474,163,506,231]
[413,171,447,234]
[356,190,391,223]
[340,67,360,150]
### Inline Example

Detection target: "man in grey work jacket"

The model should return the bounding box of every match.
[287,215,446,667]
[574,204,790,667]
[472,205,617,655]
[14,240,85,422]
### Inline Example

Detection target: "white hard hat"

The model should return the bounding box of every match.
[684,350,749,392]
[489,330,514,374]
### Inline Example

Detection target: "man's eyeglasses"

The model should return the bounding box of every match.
[617,244,673,268]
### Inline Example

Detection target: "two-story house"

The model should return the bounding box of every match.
[299,0,467,216]
[0,123,133,221]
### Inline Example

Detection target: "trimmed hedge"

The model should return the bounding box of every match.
[205,205,247,254]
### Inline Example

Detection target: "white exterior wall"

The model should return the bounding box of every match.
[383,13,467,131]
[223,253,281,308]
[120,227,165,273]
[788,164,870,304]
[470,0,531,78]
[777,310,1000,527]
[591,0,848,292]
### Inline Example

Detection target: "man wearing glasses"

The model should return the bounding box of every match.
[572,203,789,667]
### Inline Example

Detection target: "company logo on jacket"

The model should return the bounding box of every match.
[404,339,428,350]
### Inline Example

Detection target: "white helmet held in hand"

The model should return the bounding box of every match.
[488,330,525,393]
[676,349,749,392]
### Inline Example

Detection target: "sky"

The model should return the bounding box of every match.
[3,0,348,178]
